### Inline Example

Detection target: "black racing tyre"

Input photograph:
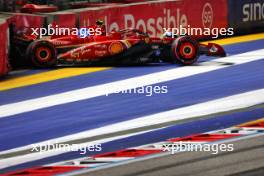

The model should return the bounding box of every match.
[26,40,57,68]
[170,36,200,65]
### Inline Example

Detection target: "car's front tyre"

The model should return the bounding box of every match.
[170,36,200,65]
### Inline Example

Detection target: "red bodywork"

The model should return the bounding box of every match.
[54,30,152,61]
[20,4,58,13]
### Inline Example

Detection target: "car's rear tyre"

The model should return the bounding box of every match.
[170,36,200,65]
[26,40,57,68]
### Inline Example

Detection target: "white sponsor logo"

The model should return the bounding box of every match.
[81,48,92,55]
[94,44,108,49]
[123,9,188,36]
[243,3,264,22]
[82,8,188,36]
[95,50,108,56]
[202,3,213,28]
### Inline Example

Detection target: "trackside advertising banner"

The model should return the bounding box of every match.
[228,0,264,33]
[0,20,9,76]
[45,12,77,28]
[78,0,228,37]
[8,13,45,29]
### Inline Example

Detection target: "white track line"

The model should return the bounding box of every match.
[0,49,264,118]
[0,128,160,169]
[1,88,264,169]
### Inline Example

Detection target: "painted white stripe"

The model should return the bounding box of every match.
[0,49,264,118]
[0,128,158,169]
[1,88,263,169]
[47,157,133,167]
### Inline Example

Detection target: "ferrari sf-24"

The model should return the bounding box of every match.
[11,27,226,68]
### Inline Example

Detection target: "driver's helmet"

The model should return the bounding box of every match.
[164,31,173,37]
[96,19,104,26]
[95,19,106,36]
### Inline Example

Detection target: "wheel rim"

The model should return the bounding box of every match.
[35,47,52,62]
[178,42,196,59]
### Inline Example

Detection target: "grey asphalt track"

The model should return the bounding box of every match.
[64,134,264,176]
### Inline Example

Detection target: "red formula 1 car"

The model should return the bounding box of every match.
[10,27,226,68]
